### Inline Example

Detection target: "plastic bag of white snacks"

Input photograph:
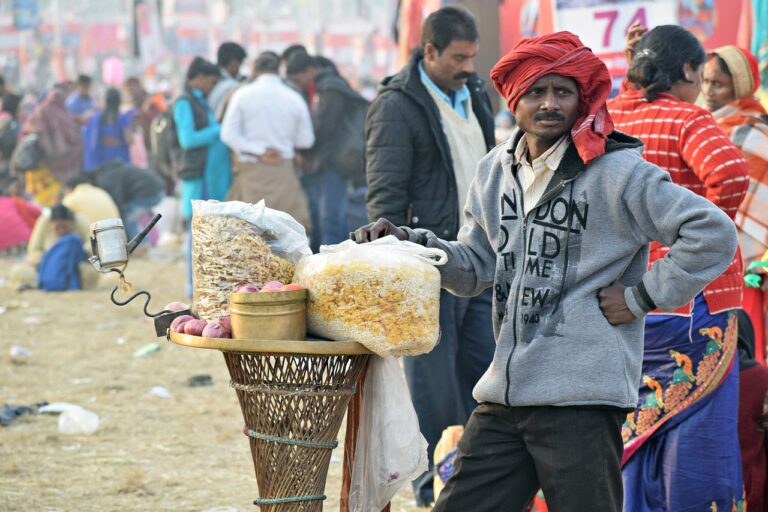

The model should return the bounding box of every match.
[294,236,446,356]
[191,200,311,321]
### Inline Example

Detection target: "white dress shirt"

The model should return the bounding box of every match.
[221,73,315,162]
[513,134,570,214]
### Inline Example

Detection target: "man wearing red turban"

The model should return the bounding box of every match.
[354,31,740,512]
[491,31,614,164]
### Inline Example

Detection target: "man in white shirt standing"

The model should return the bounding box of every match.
[221,51,315,229]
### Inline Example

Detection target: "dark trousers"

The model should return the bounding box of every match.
[434,403,625,512]
[404,289,495,505]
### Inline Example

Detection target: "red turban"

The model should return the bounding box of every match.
[491,31,614,164]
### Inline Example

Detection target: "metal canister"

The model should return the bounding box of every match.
[229,289,308,341]
[90,219,129,269]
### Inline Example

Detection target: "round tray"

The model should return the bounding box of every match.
[167,331,372,355]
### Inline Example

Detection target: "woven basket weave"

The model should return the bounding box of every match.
[223,351,369,510]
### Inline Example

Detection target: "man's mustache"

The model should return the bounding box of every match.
[453,71,472,80]
[533,112,565,122]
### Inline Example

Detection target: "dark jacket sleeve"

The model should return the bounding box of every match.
[313,89,348,171]
[314,89,346,139]
[364,92,414,226]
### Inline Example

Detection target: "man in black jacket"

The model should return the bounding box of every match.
[288,54,369,245]
[364,6,496,506]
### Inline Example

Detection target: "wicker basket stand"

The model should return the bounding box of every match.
[168,332,371,511]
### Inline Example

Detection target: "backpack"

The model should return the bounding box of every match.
[10,132,43,175]
[149,111,176,180]
[150,92,210,180]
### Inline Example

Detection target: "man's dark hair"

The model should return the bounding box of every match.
[217,42,247,68]
[315,55,339,74]
[104,87,121,123]
[627,25,706,102]
[286,53,319,76]
[420,6,478,53]
[77,74,92,86]
[281,44,308,65]
[186,57,220,81]
[253,51,280,73]
[51,204,75,221]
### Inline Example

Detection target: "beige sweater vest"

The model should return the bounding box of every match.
[425,85,488,223]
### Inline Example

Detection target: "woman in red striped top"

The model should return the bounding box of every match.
[607,25,749,511]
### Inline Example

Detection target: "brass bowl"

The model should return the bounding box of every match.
[229,289,307,341]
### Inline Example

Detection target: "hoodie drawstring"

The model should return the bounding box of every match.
[552,181,574,314]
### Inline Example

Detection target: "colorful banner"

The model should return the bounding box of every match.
[396,0,443,67]
[555,0,678,91]
[678,0,742,50]
[499,0,556,56]
[133,0,165,68]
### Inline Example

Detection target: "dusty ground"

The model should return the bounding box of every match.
[0,249,427,512]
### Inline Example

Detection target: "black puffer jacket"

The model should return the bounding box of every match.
[365,50,495,240]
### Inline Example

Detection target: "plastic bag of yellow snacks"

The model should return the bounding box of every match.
[294,236,446,356]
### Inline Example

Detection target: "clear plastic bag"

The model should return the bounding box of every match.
[348,356,428,512]
[294,236,447,356]
[192,200,311,321]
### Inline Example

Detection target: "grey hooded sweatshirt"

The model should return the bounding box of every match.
[404,129,738,410]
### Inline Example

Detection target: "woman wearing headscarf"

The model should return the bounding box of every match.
[736,309,768,512]
[703,46,768,366]
[607,25,750,511]
[82,87,133,171]
[22,85,83,206]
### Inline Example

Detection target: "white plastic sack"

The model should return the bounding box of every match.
[192,199,311,263]
[58,406,100,435]
[191,199,312,320]
[349,356,428,511]
[294,236,447,356]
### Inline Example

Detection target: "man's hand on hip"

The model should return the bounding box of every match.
[598,282,637,325]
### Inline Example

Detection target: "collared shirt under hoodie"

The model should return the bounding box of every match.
[513,135,570,215]
[421,67,487,223]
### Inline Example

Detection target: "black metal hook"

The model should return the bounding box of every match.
[107,268,169,318]
[110,286,171,318]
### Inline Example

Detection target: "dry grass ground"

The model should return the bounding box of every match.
[0,251,428,512]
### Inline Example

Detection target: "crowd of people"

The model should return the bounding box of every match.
[0,4,767,511]
[0,40,369,294]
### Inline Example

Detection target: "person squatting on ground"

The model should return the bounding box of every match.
[354,30,739,512]
[363,7,496,505]
[20,204,97,292]
[608,25,749,511]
